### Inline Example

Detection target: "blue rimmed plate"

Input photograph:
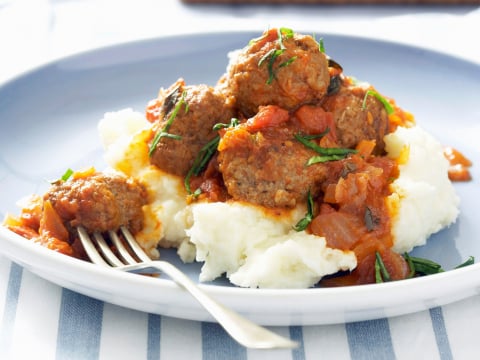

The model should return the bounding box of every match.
[0,31,479,325]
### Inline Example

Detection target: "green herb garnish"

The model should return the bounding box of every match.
[258,48,283,85]
[317,37,326,53]
[403,253,444,276]
[184,136,220,195]
[258,28,295,85]
[293,190,314,232]
[306,154,350,165]
[294,132,356,165]
[279,56,297,68]
[60,168,74,181]
[49,168,74,185]
[375,252,392,283]
[403,253,475,277]
[455,256,475,269]
[377,253,475,284]
[362,89,394,115]
[212,118,239,131]
[184,118,239,195]
[148,90,188,157]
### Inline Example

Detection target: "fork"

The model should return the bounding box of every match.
[77,225,298,350]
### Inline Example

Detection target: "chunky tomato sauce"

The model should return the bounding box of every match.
[4,196,77,256]
[189,102,414,285]
[312,154,410,285]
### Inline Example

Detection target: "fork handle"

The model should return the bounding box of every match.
[120,261,298,350]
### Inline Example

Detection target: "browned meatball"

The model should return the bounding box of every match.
[45,172,148,234]
[217,105,332,208]
[322,78,391,154]
[219,28,330,117]
[149,79,235,177]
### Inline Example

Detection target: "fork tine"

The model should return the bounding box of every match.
[94,232,124,267]
[76,225,298,349]
[77,226,110,267]
[108,230,138,265]
[78,226,125,267]
[77,226,148,267]
[119,226,152,263]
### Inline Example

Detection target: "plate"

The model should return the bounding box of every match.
[1,31,480,326]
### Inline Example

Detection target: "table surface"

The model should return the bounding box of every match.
[1,1,480,359]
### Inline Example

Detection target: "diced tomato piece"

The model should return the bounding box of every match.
[246,105,290,132]
[294,105,337,140]
[146,98,162,122]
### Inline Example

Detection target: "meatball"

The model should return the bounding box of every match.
[219,28,330,117]
[149,79,235,177]
[217,105,333,208]
[45,172,148,234]
[322,78,391,154]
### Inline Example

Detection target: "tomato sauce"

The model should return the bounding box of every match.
[196,101,414,285]
[4,196,78,257]
[444,146,473,182]
[308,153,409,286]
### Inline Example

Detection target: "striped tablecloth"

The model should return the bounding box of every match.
[2,255,480,359]
[1,1,480,359]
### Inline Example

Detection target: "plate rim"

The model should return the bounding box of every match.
[1,29,479,92]
[2,224,480,325]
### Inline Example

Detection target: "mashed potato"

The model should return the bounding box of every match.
[187,202,356,288]
[385,126,459,253]
[98,109,459,288]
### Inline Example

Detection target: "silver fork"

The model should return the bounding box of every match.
[77,225,298,350]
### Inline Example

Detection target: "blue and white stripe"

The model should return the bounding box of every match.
[0,257,476,359]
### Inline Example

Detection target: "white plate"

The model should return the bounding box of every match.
[1,31,480,326]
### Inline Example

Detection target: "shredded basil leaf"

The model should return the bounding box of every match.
[375,252,391,283]
[404,254,444,276]
[295,133,356,165]
[279,56,297,68]
[404,253,416,278]
[149,90,188,157]
[317,37,326,53]
[455,256,475,269]
[212,118,239,131]
[377,252,475,284]
[299,128,331,140]
[184,136,220,195]
[404,253,475,278]
[279,27,294,42]
[295,133,356,156]
[258,28,296,84]
[184,118,239,195]
[362,89,394,115]
[61,168,74,181]
[293,191,314,232]
[50,168,74,184]
[306,154,349,165]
